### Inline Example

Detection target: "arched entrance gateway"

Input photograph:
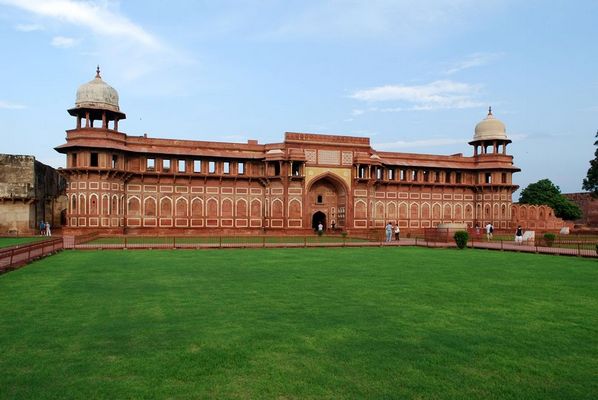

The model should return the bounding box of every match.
[307,173,348,231]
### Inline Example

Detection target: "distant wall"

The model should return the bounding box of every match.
[563,192,598,227]
[0,154,66,234]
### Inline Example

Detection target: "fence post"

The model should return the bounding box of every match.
[124,236,128,250]
[578,242,581,257]
[9,248,14,267]
[173,236,176,249]
[304,236,307,248]
[219,236,222,248]
[501,240,503,251]
[28,246,31,263]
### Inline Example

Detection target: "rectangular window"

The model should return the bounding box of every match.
[274,163,280,176]
[501,173,507,183]
[400,169,406,181]
[90,152,99,167]
[193,160,201,173]
[163,159,171,171]
[291,163,300,176]
[485,173,492,184]
[456,171,462,184]
[411,170,417,181]
[423,170,429,182]
[147,158,155,170]
[238,162,245,175]
[72,153,77,167]
[209,161,215,173]
[376,168,382,180]
[435,171,440,183]
[178,160,186,173]
[223,162,230,174]
[112,154,118,169]
[388,168,395,180]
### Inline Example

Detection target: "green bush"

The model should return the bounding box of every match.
[453,231,469,249]
[544,233,556,247]
[341,231,348,238]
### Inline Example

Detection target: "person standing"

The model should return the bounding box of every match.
[317,222,323,235]
[45,221,51,237]
[385,222,393,242]
[394,223,400,241]
[39,220,45,236]
[515,225,523,244]
[485,222,493,241]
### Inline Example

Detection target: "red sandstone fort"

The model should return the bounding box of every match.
[53,68,565,235]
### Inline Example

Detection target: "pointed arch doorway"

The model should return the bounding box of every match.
[312,211,326,230]
[307,173,348,231]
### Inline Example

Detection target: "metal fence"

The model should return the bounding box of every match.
[0,238,64,273]
[62,230,598,258]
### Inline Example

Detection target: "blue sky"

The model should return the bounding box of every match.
[1,0,596,196]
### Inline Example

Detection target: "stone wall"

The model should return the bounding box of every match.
[511,203,567,231]
[563,192,598,227]
[0,154,66,234]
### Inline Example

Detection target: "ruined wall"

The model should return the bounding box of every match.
[563,192,598,227]
[0,154,66,234]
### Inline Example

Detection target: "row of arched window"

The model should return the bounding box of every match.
[69,194,305,219]
[355,201,511,220]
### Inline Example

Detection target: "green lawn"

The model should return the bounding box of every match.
[0,236,48,248]
[0,248,596,399]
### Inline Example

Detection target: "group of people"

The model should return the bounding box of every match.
[476,222,525,244]
[385,222,400,242]
[39,221,52,236]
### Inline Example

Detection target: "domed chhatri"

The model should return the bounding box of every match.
[74,66,120,113]
[473,106,508,142]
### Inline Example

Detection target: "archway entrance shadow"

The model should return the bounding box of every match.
[312,211,326,231]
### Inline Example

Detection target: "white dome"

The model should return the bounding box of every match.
[473,107,507,141]
[74,67,120,112]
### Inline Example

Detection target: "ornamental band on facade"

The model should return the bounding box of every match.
[56,68,543,235]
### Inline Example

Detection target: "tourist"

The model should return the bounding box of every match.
[485,222,493,241]
[385,222,393,242]
[317,222,323,234]
[331,220,336,230]
[475,224,480,237]
[515,225,523,244]
[394,223,400,241]
[39,220,45,236]
[45,221,51,236]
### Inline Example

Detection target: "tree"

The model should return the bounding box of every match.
[582,130,598,198]
[519,179,582,220]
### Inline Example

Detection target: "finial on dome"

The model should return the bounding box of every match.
[96,65,101,79]
[488,106,492,116]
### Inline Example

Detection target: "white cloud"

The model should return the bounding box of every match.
[374,137,468,150]
[51,35,77,48]
[2,0,160,49]
[15,23,43,31]
[350,80,483,110]
[0,100,26,109]
[444,52,504,75]
[2,0,195,86]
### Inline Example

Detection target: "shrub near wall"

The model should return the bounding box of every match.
[543,233,556,247]
[454,231,469,249]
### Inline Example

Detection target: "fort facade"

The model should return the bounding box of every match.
[56,69,523,235]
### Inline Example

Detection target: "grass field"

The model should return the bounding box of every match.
[0,248,596,399]
[0,236,48,248]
